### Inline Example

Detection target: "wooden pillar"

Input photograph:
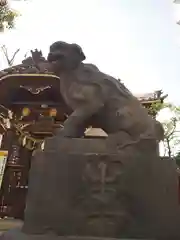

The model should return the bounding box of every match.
[1,129,14,151]
[0,128,32,219]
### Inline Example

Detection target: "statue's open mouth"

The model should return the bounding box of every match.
[47,52,65,63]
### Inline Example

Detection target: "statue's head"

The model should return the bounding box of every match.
[47,41,86,73]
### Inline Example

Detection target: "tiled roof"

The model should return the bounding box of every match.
[135,90,167,102]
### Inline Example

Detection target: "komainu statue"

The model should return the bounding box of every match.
[47,41,164,143]
[2,42,180,240]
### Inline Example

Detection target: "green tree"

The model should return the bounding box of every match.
[149,101,180,157]
[162,104,180,158]
[0,0,19,32]
[175,151,180,166]
[151,103,180,157]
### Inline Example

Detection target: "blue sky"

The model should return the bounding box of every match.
[0,0,180,104]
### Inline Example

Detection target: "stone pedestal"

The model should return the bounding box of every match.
[0,228,152,240]
[1,136,180,239]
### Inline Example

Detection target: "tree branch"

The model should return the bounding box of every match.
[10,48,20,65]
[1,45,20,66]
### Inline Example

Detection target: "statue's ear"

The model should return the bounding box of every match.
[71,43,86,61]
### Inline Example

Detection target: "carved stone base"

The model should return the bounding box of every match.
[12,137,180,239]
[0,228,150,240]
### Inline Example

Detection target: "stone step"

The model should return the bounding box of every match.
[1,228,154,240]
[44,136,118,154]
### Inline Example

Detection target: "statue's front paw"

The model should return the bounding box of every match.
[55,128,68,137]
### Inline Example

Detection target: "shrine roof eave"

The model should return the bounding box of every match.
[0,73,62,106]
[139,99,165,104]
[0,73,59,81]
[135,91,168,104]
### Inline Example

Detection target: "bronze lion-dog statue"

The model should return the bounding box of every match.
[47,41,164,146]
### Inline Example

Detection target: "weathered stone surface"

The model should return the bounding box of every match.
[47,41,164,144]
[0,228,152,240]
[44,136,116,153]
[21,137,180,239]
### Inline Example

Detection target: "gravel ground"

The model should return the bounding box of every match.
[0,218,23,234]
